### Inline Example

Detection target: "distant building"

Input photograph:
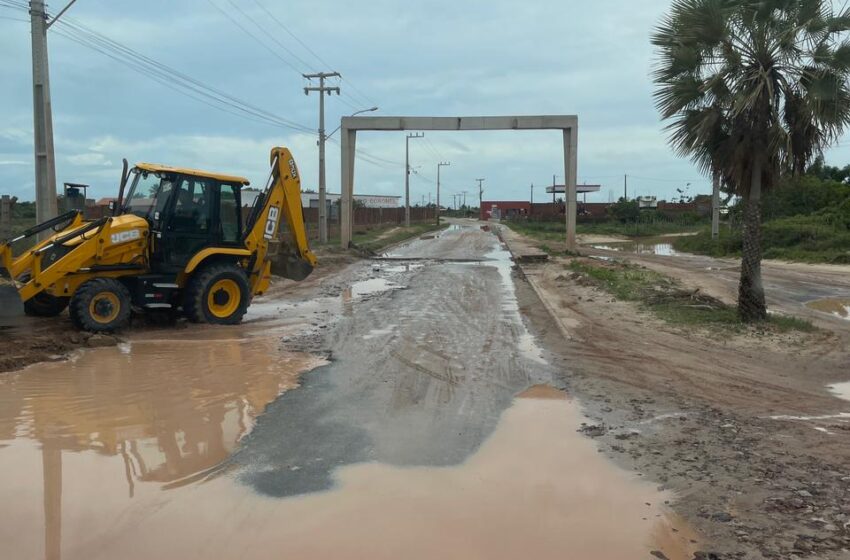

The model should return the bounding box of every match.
[637,196,658,210]
[300,192,401,209]
[481,201,531,221]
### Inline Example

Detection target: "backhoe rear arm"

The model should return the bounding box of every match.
[243,147,316,292]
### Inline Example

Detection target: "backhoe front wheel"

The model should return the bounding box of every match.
[70,278,132,332]
[24,293,70,317]
[184,264,250,325]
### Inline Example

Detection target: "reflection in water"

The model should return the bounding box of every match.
[592,241,679,256]
[21,385,698,560]
[0,330,323,560]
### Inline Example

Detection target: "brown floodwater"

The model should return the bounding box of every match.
[0,324,325,560]
[806,297,850,321]
[0,360,698,560]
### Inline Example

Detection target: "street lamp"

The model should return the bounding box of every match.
[326,106,378,140]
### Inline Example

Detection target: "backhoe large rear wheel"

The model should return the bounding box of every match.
[70,278,131,332]
[184,264,250,325]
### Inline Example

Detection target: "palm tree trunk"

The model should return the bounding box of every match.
[738,157,767,322]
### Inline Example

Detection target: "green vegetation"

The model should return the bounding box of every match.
[6,200,36,237]
[353,222,445,252]
[567,259,814,333]
[507,217,704,244]
[673,175,850,264]
[347,222,447,253]
[675,216,850,264]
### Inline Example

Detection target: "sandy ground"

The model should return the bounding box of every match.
[498,223,850,559]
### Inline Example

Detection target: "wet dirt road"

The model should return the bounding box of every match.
[0,223,697,559]
[586,237,850,328]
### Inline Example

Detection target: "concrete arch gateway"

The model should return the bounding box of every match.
[338,115,578,250]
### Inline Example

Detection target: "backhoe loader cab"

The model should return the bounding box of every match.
[0,147,316,332]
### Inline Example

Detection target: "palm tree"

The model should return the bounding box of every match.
[652,0,850,321]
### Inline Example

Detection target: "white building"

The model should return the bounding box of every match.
[299,192,401,209]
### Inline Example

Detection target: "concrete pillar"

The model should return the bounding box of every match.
[564,126,578,252]
[340,128,357,248]
[30,0,59,231]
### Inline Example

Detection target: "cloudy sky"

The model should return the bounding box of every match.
[2,0,849,206]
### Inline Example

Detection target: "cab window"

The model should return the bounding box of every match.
[219,183,241,243]
[171,179,211,233]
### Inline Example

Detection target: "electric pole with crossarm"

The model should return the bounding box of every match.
[476,178,485,210]
[437,161,450,225]
[29,0,78,232]
[303,71,340,244]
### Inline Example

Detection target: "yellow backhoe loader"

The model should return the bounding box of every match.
[0,147,316,332]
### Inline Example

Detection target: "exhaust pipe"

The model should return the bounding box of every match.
[114,158,129,216]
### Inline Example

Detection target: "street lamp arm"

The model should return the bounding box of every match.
[326,106,378,140]
[46,0,78,29]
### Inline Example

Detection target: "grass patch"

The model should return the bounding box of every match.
[674,216,850,264]
[348,222,447,253]
[567,259,814,333]
[506,220,703,248]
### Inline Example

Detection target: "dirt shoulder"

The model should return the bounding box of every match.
[499,224,850,559]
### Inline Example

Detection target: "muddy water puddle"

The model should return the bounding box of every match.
[0,325,325,560]
[2,384,698,560]
[806,297,850,321]
[592,238,681,256]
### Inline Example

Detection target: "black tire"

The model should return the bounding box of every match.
[184,263,250,325]
[23,292,70,317]
[69,278,132,332]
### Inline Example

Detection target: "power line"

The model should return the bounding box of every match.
[51,16,315,133]
[204,0,304,76]
[251,0,332,69]
[251,0,378,109]
[223,0,317,72]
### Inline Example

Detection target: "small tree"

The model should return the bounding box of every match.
[608,198,640,223]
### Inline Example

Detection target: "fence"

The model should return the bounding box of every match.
[9,200,434,246]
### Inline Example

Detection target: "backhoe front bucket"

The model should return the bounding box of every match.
[0,264,24,327]
[278,255,314,282]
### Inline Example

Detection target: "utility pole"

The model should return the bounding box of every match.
[530,183,534,204]
[552,174,557,203]
[303,71,340,244]
[461,190,468,209]
[711,172,721,239]
[30,0,77,230]
[476,178,485,210]
[405,132,424,227]
[624,174,628,201]
[437,161,450,224]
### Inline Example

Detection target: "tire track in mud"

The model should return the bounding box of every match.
[233,234,556,498]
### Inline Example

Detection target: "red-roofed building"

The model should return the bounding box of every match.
[480,201,531,221]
